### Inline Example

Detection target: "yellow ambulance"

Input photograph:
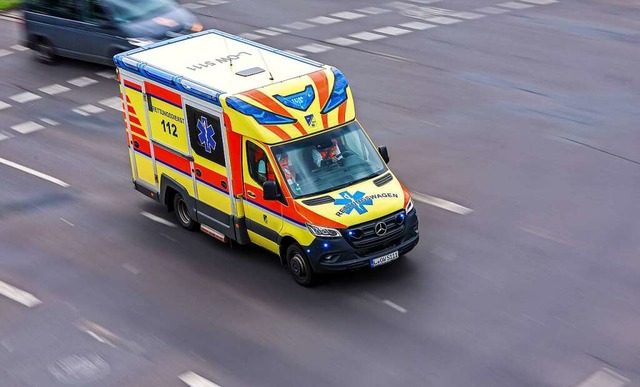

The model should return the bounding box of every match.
[114,30,419,286]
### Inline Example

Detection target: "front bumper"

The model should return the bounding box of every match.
[304,210,419,273]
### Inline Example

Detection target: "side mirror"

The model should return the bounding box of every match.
[378,146,390,164]
[263,180,282,201]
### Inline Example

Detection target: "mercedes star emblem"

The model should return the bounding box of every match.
[374,222,387,236]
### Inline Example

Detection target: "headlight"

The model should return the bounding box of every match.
[191,23,203,32]
[306,223,341,238]
[127,38,155,47]
[405,198,414,213]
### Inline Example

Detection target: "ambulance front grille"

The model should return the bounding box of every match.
[343,211,406,253]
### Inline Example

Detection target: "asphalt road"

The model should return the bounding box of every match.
[0,1,639,386]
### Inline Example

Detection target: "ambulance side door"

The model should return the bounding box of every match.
[242,140,284,254]
[185,103,235,236]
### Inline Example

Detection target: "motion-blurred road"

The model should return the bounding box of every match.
[1,0,639,386]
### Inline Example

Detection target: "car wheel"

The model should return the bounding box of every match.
[173,193,198,231]
[35,38,56,64]
[287,243,319,287]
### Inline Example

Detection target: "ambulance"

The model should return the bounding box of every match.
[114,30,419,286]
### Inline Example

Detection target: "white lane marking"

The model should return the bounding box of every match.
[72,109,91,116]
[499,1,534,9]
[95,70,116,79]
[254,28,281,36]
[325,37,360,46]
[331,11,366,19]
[382,300,408,314]
[199,0,228,4]
[451,11,485,19]
[374,26,412,35]
[425,16,462,24]
[68,76,98,87]
[77,104,104,114]
[521,0,557,3]
[39,83,71,95]
[59,218,74,227]
[183,3,206,9]
[349,31,386,41]
[123,264,140,275]
[268,27,289,33]
[408,0,443,3]
[410,191,473,215]
[99,97,123,111]
[0,157,70,187]
[11,44,29,52]
[308,16,341,25]
[520,225,572,245]
[0,101,10,110]
[282,21,314,30]
[576,368,629,387]
[238,32,263,41]
[76,319,144,353]
[10,91,41,103]
[160,232,177,242]
[297,43,333,53]
[40,118,59,126]
[11,121,45,134]
[357,7,391,14]
[141,211,176,227]
[0,49,12,58]
[0,133,8,142]
[476,6,510,14]
[400,21,438,30]
[284,50,307,57]
[0,280,42,308]
[179,371,221,387]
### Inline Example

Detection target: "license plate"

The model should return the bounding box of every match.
[370,251,399,268]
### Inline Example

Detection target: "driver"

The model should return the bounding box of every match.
[276,151,302,193]
[312,138,342,168]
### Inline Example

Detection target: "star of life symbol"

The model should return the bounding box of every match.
[197,116,216,153]
[334,190,373,215]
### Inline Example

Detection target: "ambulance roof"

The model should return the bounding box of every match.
[117,30,324,98]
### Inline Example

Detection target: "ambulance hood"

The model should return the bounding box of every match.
[294,173,407,227]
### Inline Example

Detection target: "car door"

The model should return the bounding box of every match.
[81,0,120,62]
[242,140,284,254]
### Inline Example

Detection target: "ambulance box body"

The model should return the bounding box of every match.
[114,30,419,286]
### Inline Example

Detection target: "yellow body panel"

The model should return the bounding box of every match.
[156,164,195,197]
[195,158,232,215]
[148,97,189,154]
[125,86,156,188]
[248,231,279,254]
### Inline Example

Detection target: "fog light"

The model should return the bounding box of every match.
[321,254,340,263]
[323,242,330,249]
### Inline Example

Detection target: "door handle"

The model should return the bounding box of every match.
[133,140,139,148]
[247,190,256,198]
[195,168,202,177]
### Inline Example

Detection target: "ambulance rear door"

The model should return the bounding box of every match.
[183,99,235,237]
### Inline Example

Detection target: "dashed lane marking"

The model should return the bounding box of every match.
[499,1,534,9]
[424,16,462,24]
[297,43,333,53]
[400,21,438,29]
[521,0,557,3]
[123,264,141,275]
[10,92,41,103]
[59,218,74,227]
[10,44,29,51]
[308,16,341,25]
[99,97,123,111]
[349,31,386,41]
[357,7,391,14]
[284,50,307,57]
[325,37,360,46]
[67,76,98,87]
[0,133,8,142]
[267,27,289,33]
[95,70,116,79]
[141,211,176,227]
[199,0,229,5]
[576,368,628,387]
[0,101,10,110]
[410,191,473,215]
[75,104,104,115]
[254,28,281,36]
[374,26,412,35]
[40,118,59,126]
[382,300,408,313]
[179,371,221,387]
[331,11,366,20]
[11,121,45,134]
[0,49,12,58]
[282,21,314,30]
[0,157,70,187]
[39,83,71,95]
[0,279,42,308]
[476,6,510,14]
[238,32,263,41]
[451,11,485,19]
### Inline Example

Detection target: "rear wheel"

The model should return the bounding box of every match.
[286,243,319,287]
[173,193,198,231]
[34,37,56,64]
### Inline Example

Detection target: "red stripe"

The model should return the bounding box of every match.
[226,129,244,196]
[338,102,346,123]
[130,123,145,137]
[194,163,228,192]
[245,182,282,214]
[129,114,141,126]
[321,114,328,129]
[145,81,182,106]
[124,80,141,91]
[264,125,291,141]
[293,122,308,135]
[154,146,190,175]
[132,135,151,156]
[309,70,329,108]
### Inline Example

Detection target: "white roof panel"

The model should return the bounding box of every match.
[128,31,323,95]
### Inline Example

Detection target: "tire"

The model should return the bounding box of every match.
[34,37,56,65]
[173,193,198,231]
[286,243,320,287]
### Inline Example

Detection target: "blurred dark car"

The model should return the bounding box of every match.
[22,0,203,66]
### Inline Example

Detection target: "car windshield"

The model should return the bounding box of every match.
[271,121,387,199]
[106,0,176,23]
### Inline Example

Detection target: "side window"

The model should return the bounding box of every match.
[246,141,275,186]
[85,0,110,23]
[186,106,226,166]
[52,0,81,20]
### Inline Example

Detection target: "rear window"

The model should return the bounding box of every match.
[105,0,176,23]
[25,0,81,20]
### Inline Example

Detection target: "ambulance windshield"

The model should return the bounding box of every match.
[271,121,387,199]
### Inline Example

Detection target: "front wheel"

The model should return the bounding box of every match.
[286,244,320,287]
[35,38,56,64]
[173,193,198,231]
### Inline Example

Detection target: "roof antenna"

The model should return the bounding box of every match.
[258,49,274,81]
[207,9,233,69]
